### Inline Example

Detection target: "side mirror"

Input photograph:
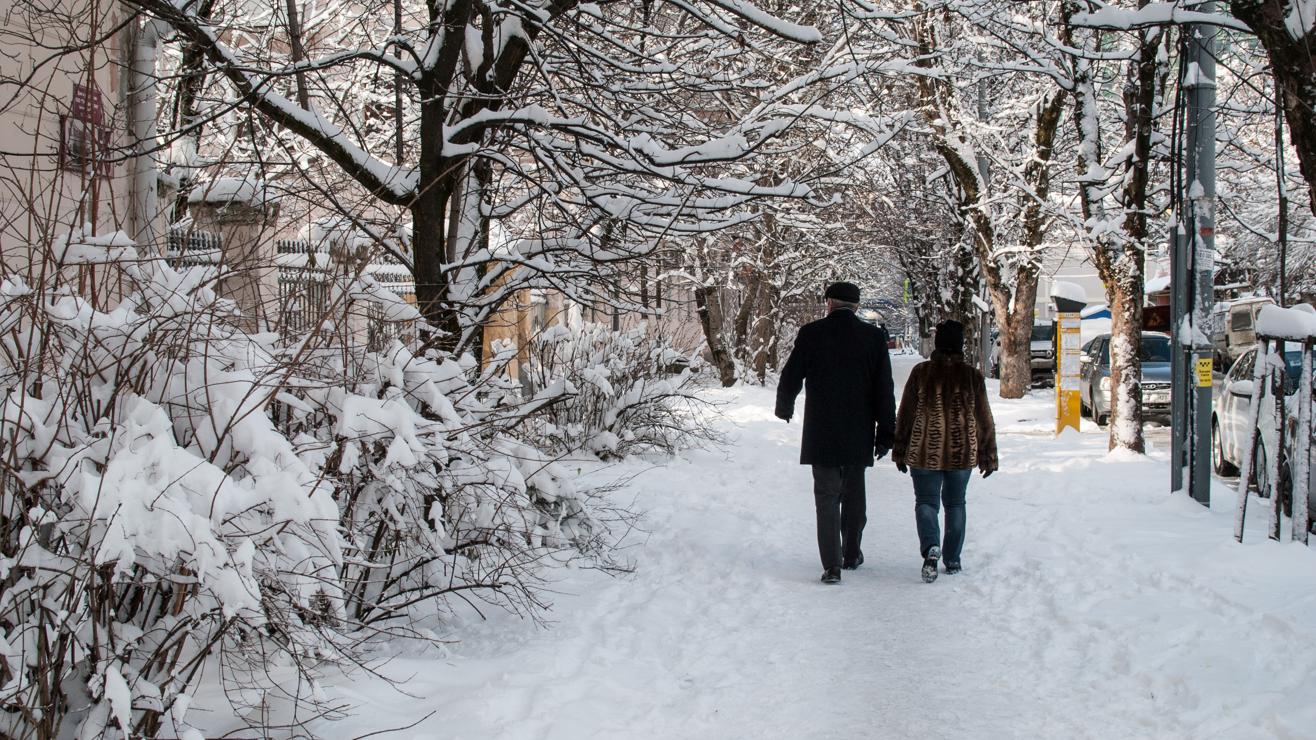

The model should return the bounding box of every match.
[1080,355,1092,364]
[1231,379,1255,398]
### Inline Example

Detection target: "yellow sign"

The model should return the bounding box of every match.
[1056,313,1082,435]
[1196,358,1213,387]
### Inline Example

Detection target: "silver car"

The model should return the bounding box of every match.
[1213,346,1315,528]
[1079,332,1173,426]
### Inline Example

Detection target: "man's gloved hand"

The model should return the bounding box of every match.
[980,468,993,478]
[874,443,890,460]
[896,460,908,474]
[774,408,792,422]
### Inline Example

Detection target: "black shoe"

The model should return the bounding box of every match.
[922,546,941,583]
[821,566,842,584]
[944,563,961,575]
[841,552,864,570]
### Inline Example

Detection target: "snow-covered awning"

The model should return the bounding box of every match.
[1145,275,1171,294]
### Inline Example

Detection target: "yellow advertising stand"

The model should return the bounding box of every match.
[1056,313,1082,434]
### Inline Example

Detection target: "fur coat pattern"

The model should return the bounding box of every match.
[894,351,998,472]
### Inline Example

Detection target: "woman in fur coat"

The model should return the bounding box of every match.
[893,320,998,583]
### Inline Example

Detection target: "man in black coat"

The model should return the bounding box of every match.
[775,282,897,584]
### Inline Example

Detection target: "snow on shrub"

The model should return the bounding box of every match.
[519,322,718,458]
[0,234,619,739]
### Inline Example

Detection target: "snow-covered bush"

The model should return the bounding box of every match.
[0,234,618,739]
[519,322,718,459]
[275,339,609,629]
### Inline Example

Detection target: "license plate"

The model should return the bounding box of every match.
[1148,392,1169,404]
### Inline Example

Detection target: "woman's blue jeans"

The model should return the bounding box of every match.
[910,467,971,565]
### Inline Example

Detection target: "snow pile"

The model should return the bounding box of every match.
[50,225,137,264]
[1256,302,1316,340]
[520,322,716,458]
[0,234,623,739]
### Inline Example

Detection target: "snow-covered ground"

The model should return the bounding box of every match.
[292,355,1316,740]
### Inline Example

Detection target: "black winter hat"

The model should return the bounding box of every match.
[824,281,861,303]
[935,320,965,354]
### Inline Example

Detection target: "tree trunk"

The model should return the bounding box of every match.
[1106,275,1144,449]
[696,286,737,386]
[1234,0,1316,218]
[1066,7,1156,452]
[996,267,1041,397]
[750,279,777,383]
[733,270,760,355]
[411,176,458,348]
[913,16,1058,399]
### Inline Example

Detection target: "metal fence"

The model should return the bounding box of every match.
[166,227,223,268]
[276,239,330,336]
[275,239,416,347]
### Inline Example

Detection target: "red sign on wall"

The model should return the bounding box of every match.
[61,84,111,176]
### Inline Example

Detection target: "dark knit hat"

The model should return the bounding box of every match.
[935,320,965,354]
[824,281,861,303]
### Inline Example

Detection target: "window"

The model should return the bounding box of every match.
[1235,350,1256,381]
[1231,309,1253,332]
[1140,335,1172,362]
[1031,324,1053,342]
[60,84,111,177]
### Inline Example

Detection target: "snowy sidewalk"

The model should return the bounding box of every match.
[312,356,1316,740]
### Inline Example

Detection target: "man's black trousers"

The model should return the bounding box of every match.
[812,465,866,569]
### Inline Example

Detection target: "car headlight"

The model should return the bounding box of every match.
[1099,376,1110,391]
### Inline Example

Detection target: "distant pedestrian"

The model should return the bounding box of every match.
[775,282,897,585]
[893,320,998,583]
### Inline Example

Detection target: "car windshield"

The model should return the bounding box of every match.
[1031,325,1053,342]
[1142,335,1172,362]
[1098,335,1172,364]
[1281,350,1316,394]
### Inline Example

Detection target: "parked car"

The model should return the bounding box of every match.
[1079,332,1173,425]
[986,324,1060,383]
[1030,323,1055,385]
[1212,296,1275,370]
[1213,345,1316,527]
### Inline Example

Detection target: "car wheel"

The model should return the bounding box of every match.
[1280,461,1294,518]
[1093,391,1109,426]
[1212,420,1238,476]
[1254,438,1270,497]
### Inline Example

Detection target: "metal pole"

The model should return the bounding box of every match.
[1173,12,1217,505]
[1170,33,1189,496]
[1276,70,1289,308]
[395,0,404,164]
[1293,339,1312,544]
[1189,12,1217,506]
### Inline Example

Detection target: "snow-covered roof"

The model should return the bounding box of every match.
[1080,303,1109,319]
[1145,275,1171,294]
[187,178,278,206]
[1256,303,1316,341]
